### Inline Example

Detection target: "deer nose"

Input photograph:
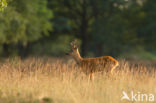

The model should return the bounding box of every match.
[65,53,69,55]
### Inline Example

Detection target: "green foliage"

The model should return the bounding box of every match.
[140,0,156,51]
[31,35,73,56]
[0,0,52,45]
[46,0,155,59]
[0,0,7,11]
[120,46,156,60]
[0,0,155,60]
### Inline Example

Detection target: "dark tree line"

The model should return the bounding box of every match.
[0,0,155,60]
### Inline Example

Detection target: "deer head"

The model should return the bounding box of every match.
[66,40,79,56]
[66,40,82,63]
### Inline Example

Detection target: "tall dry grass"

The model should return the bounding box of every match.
[0,57,155,103]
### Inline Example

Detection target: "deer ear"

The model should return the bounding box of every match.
[70,41,74,46]
[71,39,79,49]
[70,42,73,46]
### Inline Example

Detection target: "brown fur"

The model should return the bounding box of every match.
[80,56,118,74]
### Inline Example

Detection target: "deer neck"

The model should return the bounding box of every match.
[73,49,83,65]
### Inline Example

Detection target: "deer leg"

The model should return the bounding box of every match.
[111,62,119,75]
[110,67,115,75]
[87,73,93,84]
[89,73,94,81]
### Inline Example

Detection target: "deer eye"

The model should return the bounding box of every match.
[74,47,77,50]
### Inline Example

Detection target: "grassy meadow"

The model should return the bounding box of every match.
[0,57,155,103]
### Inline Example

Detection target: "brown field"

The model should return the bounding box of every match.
[0,57,155,103]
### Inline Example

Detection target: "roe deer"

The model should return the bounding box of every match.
[66,41,119,80]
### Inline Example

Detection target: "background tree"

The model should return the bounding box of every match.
[0,0,52,57]
[0,0,7,11]
[0,0,155,60]
[141,0,156,52]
